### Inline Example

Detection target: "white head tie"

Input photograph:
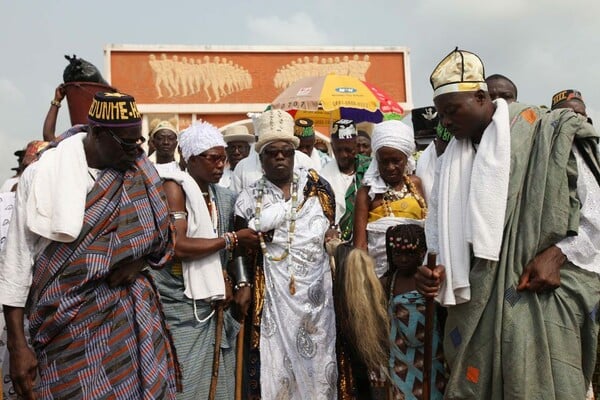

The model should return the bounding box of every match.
[362,120,416,199]
[179,122,227,162]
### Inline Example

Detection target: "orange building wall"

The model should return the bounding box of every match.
[107,46,409,131]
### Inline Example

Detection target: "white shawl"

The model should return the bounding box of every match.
[160,169,225,302]
[26,132,89,242]
[431,98,511,306]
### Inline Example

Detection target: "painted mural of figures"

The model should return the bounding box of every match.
[148,54,174,98]
[192,59,206,93]
[181,57,196,96]
[201,55,215,101]
[147,54,253,101]
[160,53,179,96]
[272,54,372,88]
[171,55,187,96]
[357,54,371,80]
[348,54,362,79]
[212,56,226,101]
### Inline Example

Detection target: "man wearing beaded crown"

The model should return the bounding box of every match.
[416,48,600,399]
[233,109,340,399]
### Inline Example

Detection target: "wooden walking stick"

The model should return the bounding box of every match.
[234,320,245,400]
[422,252,437,400]
[209,302,225,400]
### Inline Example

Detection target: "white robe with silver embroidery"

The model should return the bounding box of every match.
[235,169,338,400]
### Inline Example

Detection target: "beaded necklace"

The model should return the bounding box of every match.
[203,187,218,234]
[382,175,428,218]
[254,173,299,294]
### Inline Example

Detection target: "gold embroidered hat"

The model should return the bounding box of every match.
[430,48,487,99]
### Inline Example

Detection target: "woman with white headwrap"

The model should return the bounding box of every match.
[151,122,259,400]
[354,119,427,277]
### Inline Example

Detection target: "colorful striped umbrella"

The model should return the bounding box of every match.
[270,74,404,127]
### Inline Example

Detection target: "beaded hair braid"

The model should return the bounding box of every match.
[385,223,427,264]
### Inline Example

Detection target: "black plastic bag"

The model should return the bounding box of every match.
[63,54,109,85]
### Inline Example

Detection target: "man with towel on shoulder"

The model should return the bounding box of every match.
[0,92,180,399]
[416,48,600,399]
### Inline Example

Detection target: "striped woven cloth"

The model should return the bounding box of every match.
[27,155,179,399]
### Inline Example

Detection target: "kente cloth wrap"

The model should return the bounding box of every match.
[338,154,371,241]
[442,103,600,399]
[27,155,179,400]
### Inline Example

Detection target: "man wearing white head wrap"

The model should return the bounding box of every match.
[354,120,427,277]
[152,120,260,400]
[179,121,227,162]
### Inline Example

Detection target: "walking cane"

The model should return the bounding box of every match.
[234,320,245,400]
[422,252,437,400]
[208,302,225,400]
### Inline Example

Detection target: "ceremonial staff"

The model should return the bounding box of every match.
[422,252,437,400]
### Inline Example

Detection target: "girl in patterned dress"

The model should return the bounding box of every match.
[383,223,447,400]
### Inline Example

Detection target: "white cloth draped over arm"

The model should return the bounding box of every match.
[555,146,600,274]
[159,169,225,302]
[433,98,511,306]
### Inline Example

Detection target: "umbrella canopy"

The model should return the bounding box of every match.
[271,74,404,127]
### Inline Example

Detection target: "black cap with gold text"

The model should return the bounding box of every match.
[88,92,142,127]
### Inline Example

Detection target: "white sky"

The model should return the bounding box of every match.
[1,0,599,184]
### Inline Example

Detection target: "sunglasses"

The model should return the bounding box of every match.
[106,129,146,151]
[227,144,250,153]
[262,147,295,158]
[199,153,228,164]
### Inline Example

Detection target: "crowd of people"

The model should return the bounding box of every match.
[0,48,598,400]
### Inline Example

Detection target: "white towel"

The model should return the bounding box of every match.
[26,133,89,243]
[415,142,438,203]
[248,200,287,233]
[160,169,225,302]
[434,98,511,306]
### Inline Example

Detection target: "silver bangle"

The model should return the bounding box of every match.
[169,211,187,221]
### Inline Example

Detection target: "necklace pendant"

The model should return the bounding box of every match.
[289,275,296,296]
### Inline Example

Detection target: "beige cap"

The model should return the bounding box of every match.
[430,48,487,99]
[254,110,299,153]
[222,125,255,143]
